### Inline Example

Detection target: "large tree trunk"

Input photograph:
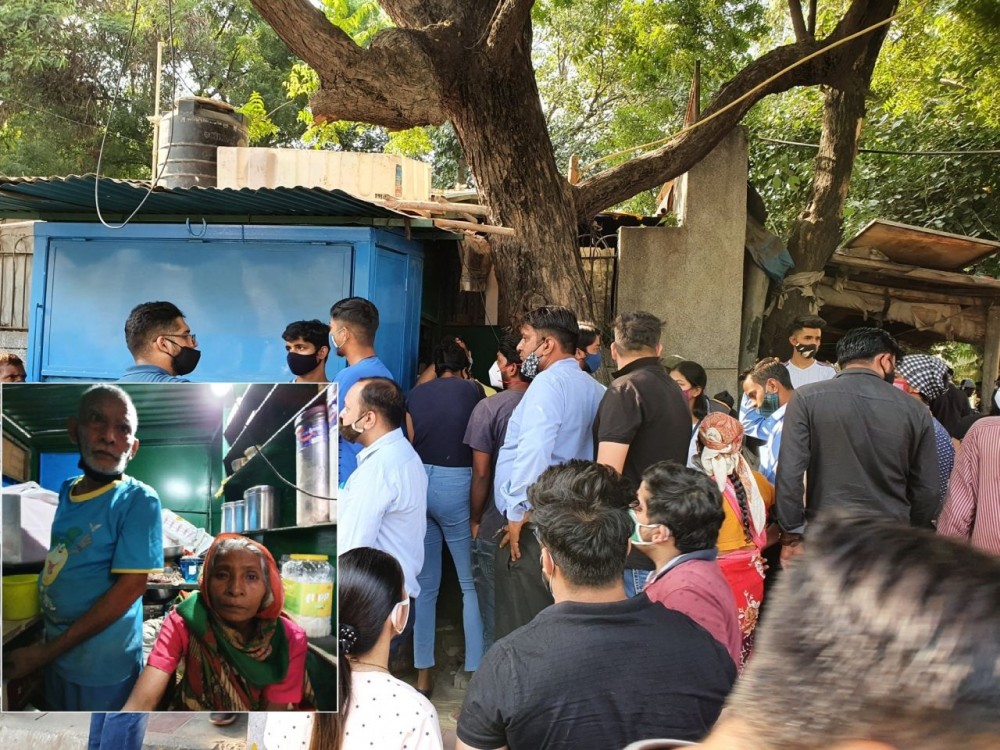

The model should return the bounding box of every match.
[758,8,895,358]
[447,43,591,321]
[248,0,899,328]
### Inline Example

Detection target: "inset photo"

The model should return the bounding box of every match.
[1,382,337,713]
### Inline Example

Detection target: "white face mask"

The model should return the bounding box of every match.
[489,360,504,390]
[390,598,409,635]
[628,508,665,546]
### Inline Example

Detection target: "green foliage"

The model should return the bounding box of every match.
[747,3,999,279]
[236,92,280,143]
[0,0,304,177]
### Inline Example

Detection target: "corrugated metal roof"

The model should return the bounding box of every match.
[0,174,431,224]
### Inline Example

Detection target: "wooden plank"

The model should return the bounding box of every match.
[833,277,986,307]
[843,219,1000,271]
[378,198,490,217]
[828,253,1000,292]
[434,218,515,236]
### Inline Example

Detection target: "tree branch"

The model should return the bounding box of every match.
[788,0,810,42]
[572,0,898,220]
[486,0,535,57]
[248,0,446,129]
[807,0,818,37]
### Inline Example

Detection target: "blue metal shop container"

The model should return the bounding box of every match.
[24,222,426,384]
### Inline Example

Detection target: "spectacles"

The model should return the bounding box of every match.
[163,332,197,345]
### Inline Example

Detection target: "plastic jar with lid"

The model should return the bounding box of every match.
[281,554,334,638]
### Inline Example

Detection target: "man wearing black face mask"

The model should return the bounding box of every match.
[775,327,939,564]
[120,301,201,382]
[784,315,836,389]
[282,319,330,383]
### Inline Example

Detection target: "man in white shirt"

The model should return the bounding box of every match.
[337,377,428,598]
[783,315,836,389]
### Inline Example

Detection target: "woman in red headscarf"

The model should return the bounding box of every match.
[123,534,310,711]
[696,413,775,668]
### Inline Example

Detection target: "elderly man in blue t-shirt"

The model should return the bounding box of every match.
[4,385,163,711]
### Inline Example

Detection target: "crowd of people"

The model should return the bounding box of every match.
[332,300,1000,749]
[4,295,1000,749]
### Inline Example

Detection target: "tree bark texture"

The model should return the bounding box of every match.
[248,0,898,325]
[758,2,898,359]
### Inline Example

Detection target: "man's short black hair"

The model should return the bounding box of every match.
[529,460,634,588]
[747,357,794,390]
[576,320,599,351]
[836,326,904,368]
[725,516,1000,749]
[282,319,330,351]
[523,305,580,353]
[357,377,405,430]
[497,331,522,366]
[640,461,724,553]
[788,315,827,337]
[330,297,380,346]
[613,311,663,353]
[125,301,185,356]
[433,338,470,377]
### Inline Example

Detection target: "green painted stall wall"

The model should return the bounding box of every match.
[126,441,222,530]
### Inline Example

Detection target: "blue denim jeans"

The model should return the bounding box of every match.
[414,465,485,672]
[471,536,497,653]
[623,567,651,597]
[88,713,149,750]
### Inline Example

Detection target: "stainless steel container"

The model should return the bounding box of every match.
[2,493,22,563]
[244,485,278,531]
[221,501,235,533]
[233,499,246,532]
[295,404,330,525]
[325,384,339,522]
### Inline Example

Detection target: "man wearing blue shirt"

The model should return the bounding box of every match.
[493,305,606,638]
[4,385,163,711]
[740,357,795,485]
[329,297,394,485]
[119,301,201,382]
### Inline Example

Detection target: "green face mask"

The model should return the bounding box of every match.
[759,390,780,417]
[628,508,661,546]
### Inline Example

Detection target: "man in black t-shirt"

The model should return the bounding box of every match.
[594,311,692,595]
[456,461,736,750]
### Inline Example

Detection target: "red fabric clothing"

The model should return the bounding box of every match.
[938,417,1000,556]
[644,558,742,668]
[717,549,766,669]
[147,610,309,704]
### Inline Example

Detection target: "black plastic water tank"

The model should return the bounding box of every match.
[156,97,248,189]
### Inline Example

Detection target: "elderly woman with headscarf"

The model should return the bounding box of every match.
[894,354,956,503]
[695,412,776,667]
[123,534,311,712]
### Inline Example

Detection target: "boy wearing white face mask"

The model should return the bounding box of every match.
[632,461,742,669]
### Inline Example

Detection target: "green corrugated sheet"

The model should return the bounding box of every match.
[0,174,449,229]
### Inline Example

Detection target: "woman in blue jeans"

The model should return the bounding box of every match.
[406,338,486,696]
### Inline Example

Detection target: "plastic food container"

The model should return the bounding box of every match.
[281,554,334,637]
[180,555,204,583]
[2,573,40,620]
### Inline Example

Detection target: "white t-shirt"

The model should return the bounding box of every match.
[247,712,314,750]
[342,671,443,750]
[784,359,837,389]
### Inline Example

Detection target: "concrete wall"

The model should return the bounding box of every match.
[616,128,748,397]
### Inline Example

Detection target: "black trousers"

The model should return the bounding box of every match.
[493,525,554,640]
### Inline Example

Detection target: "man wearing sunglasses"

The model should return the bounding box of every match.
[120,301,201,382]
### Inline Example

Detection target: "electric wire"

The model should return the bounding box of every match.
[251,443,338,502]
[93,0,180,229]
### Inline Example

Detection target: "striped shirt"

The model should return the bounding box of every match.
[937,417,1000,555]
